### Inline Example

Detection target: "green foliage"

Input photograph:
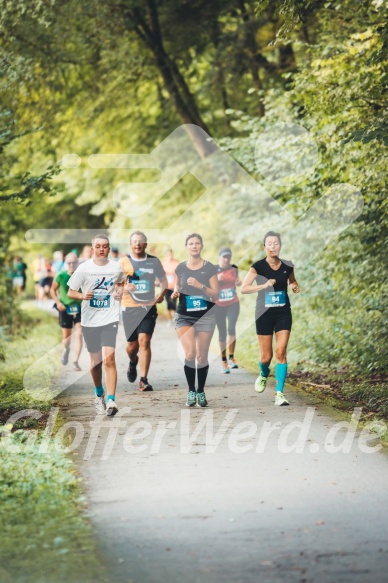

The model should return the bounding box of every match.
[0,434,104,583]
[343,114,388,146]
[0,0,386,384]
[0,305,61,422]
[1,2,385,577]
[0,112,60,203]
[0,306,104,583]
[256,0,316,43]
[219,1,387,377]
[0,109,60,351]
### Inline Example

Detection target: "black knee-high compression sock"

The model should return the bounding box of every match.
[197,363,209,393]
[184,359,196,391]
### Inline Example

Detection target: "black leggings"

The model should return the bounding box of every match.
[215,302,240,342]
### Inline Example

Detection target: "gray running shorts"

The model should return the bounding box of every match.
[174,311,216,333]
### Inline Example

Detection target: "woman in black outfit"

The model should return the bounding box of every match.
[171,234,218,407]
[241,231,300,406]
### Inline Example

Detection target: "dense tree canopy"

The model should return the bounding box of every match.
[0,0,386,372]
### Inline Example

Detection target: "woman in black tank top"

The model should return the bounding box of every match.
[171,233,218,408]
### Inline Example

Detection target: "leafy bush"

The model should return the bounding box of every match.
[0,307,104,583]
[0,429,104,583]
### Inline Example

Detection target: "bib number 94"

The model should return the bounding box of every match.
[264,290,286,308]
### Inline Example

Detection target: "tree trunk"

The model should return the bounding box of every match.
[211,18,231,128]
[130,1,215,158]
[153,47,215,157]
[278,43,296,70]
[238,0,265,117]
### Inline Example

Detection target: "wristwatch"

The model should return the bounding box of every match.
[201,284,206,291]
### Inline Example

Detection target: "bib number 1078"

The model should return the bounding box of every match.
[90,291,111,309]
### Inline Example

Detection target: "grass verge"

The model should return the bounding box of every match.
[236,326,388,443]
[0,304,106,583]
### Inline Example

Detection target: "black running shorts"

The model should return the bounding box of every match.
[122,305,158,342]
[255,309,292,335]
[165,289,177,311]
[82,322,119,353]
[59,310,81,329]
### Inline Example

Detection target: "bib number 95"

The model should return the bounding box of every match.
[186,295,207,312]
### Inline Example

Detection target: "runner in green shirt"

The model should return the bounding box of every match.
[50,252,83,370]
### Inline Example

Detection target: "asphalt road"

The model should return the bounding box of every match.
[56,317,388,583]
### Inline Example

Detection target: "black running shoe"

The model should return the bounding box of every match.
[139,378,153,391]
[127,357,138,383]
[61,349,70,365]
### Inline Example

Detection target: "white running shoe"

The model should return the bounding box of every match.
[275,392,289,406]
[255,374,267,393]
[106,399,118,416]
[95,394,106,415]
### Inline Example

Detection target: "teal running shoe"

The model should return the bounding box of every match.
[186,390,197,407]
[196,392,208,407]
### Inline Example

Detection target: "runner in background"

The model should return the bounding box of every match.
[33,254,45,301]
[51,250,65,276]
[119,231,168,392]
[172,234,218,407]
[38,257,53,303]
[241,231,300,406]
[50,253,83,370]
[109,247,120,262]
[214,247,241,373]
[33,254,51,302]
[68,235,125,416]
[79,245,93,263]
[11,256,27,296]
[20,257,27,292]
[161,247,179,325]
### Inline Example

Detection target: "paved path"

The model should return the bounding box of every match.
[57,318,388,583]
